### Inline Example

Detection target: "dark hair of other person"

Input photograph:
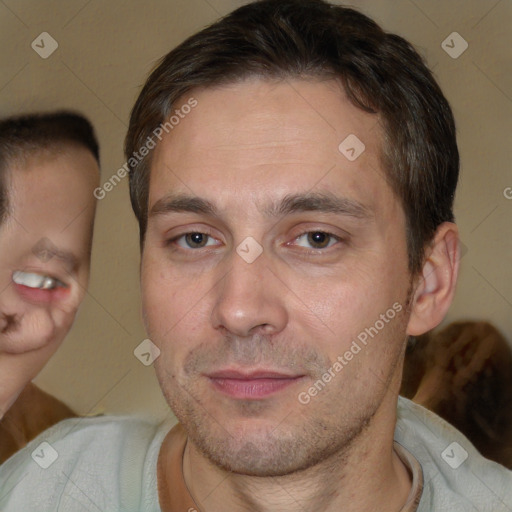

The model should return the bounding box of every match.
[0,111,100,224]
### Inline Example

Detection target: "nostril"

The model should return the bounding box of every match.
[0,314,17,334]
[0,309,56,354]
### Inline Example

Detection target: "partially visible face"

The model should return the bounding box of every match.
[0,147,98,357]
[142,78,414,477]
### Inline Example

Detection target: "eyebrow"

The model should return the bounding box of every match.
[53,249,79,272]
[149,191,372,220]
[30,244,79,273]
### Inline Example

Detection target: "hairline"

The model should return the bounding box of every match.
[0,142,99,227]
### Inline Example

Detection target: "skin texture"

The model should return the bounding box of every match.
[0,147,98,418]
[143,78,459,512]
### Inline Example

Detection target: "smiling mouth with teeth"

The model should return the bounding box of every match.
[12,271,65,290]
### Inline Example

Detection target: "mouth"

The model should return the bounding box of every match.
[12,271,69,303]
[13,271,54,289]
[205,368,306,399]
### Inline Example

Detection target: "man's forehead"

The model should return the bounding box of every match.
[156,78,382,158]
[147,78,389,218]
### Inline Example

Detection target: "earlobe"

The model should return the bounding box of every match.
[406,223,460,336]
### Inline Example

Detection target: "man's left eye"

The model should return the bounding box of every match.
[293,231,340,249]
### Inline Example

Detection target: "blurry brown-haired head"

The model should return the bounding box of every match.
[0,111,99,225]
[402,321,512,469]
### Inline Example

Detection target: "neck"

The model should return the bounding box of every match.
[181,395,411,512]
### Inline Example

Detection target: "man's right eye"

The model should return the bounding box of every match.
[169,232,221,250]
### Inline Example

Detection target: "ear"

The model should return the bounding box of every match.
[406,222,460,336]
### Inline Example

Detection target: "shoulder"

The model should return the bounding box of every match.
[395,396,512,511]
[0,415,172,512]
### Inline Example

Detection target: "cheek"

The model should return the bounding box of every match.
[141,258,207,341]
[295,262,404,353]
[293,262,373,317]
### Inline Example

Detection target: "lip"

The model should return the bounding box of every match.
[206,368,305,399]
[13,282,69,303]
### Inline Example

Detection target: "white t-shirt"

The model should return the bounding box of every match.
[0,396,510,511]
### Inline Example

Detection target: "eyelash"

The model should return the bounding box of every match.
[167,230,344,253]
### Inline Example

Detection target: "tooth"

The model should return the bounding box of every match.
[41,277,55,290]
[12,271,47,289]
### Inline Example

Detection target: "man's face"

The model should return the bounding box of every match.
[0,147,98,356]
[142,78,414,476]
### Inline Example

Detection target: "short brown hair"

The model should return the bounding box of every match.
[0,110,99,224]
[125,0,459,275]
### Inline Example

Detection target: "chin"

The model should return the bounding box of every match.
[192,428,321,477]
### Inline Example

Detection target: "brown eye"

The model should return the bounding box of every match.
[168,230,221,251]
[307,232,331,249]
[291,230,342,251]
[184,233,209,248]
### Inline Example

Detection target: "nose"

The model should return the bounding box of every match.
[0,285,55,354]
[210,248,288,338]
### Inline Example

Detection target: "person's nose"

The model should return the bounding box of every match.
[0,285,55,354]
[210,247,288,338]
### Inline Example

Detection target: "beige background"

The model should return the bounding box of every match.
[0,0,510,421]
